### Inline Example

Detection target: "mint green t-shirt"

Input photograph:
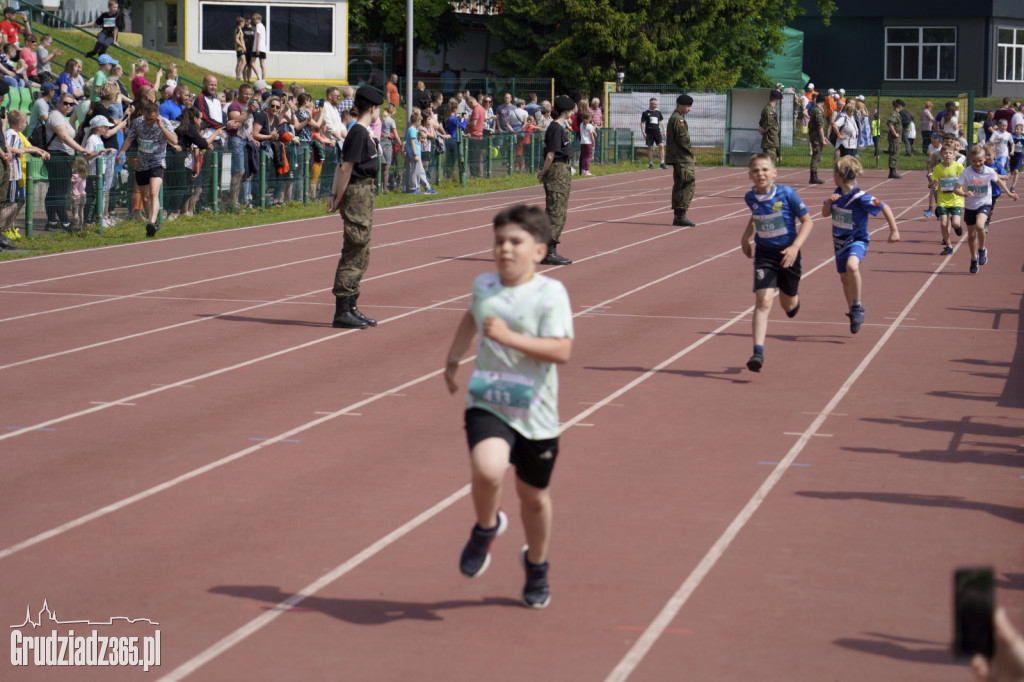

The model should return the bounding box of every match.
[467,271,573,440]
[90,70,108,103]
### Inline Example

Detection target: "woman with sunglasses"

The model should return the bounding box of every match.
[44,96,95,230]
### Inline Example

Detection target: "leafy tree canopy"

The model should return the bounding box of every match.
[489,0,835,95]
[348,0,464,52]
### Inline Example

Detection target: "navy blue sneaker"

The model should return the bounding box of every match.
[847,305,865,334]
[970,259,979,274]
[978,248,988,266]
[746,353,764,372]
[459,511,507,578]
[425,189,438,194]
[520,546,551,609]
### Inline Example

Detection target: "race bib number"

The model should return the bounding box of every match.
[138,138,156,154]
[939,176,958,192]
[967,181,989,197]
[1016,142,1024,155]
[103,17,116,28]
[830,205,853,230]
[469,371,534,410]
[753,213,787,239]
[648,117,659,125]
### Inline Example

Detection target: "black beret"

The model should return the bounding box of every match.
[770,89,783,100]
[355,86,384,106]
[676,94,693,106]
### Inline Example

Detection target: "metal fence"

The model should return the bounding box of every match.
[399,78,554,103]
[7,126,636,242]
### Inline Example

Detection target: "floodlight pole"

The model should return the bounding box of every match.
[406,0,413,118]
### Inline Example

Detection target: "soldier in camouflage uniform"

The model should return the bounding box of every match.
[327,86,384,329]
[537,95,575,265]
[667,94,696,226]
[807,93,828,184]
[886,99,905,179]
[759,90,782,164]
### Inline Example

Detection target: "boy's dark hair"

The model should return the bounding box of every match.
[493,204,551,244]
[815,94,826,103]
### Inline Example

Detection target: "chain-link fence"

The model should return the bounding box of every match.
[399,77,554,103]
[5,125,637,243]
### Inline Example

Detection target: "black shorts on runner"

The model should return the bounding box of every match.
[464,407,559,490]
[645,129,663,146]
[235,49,244,58]
[753,247,802,296]
[257,51,267,60]
[135,167,165,186]
[964,205,992,226]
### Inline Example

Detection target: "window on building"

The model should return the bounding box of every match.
[885,27,956,81]
[166,3,178,45]
[269,6,333,53]
[201,3,266,52]
[997,28,1024,82]
[200,3,333,54]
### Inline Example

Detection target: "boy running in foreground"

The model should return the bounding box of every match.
[822,157,900,334]
[741,153,813,372]
[930,144,965,256]
[444,204,574,609]
[954,145,1018,274]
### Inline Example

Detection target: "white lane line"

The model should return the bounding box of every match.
[601,218,956,682]
[0,206,753,560]
[0,187,666,322]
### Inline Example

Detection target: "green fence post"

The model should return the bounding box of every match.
[460,132,467,187]
[25,168,33,238]
[259,149,267,210]
[211,149,220,214]
[485,137,492,179]
[507,132,514,176]
[303,145,310,207]
[157,182,163,227]
[96,156,104,234]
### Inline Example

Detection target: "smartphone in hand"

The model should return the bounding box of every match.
[954,566,995,659]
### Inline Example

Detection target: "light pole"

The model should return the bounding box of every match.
[406,0,413,118]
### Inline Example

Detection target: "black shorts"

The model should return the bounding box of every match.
[464,408,559,490]
[964,205,992,226]
[256,51,267,60]
[135,167,164,186]
[235,49,244,58]
[645,129,663,146]
[753,247,802,296]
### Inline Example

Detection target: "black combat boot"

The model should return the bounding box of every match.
[888,169,902,179]
[350,295,377,326]
[673,210,695,227]
[332,297,369,329]
[809,171,825,184]
[540,241,572,265]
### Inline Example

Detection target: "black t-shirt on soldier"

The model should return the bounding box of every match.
[342,123,380,178]
[545,121,570,161]
[640,109,663,131]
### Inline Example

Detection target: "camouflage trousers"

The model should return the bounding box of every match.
[544,161,571,243]
[671,162,695,211]
[762,143,779,164]
[887,136,900,170]
[332,178,376,297]
[809,141,823,173]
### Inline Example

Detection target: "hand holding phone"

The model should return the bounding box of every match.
[955,566,995,659]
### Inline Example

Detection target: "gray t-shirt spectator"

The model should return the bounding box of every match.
[45,108,75,154]
[128,116,174,170]
[28,96,50,136]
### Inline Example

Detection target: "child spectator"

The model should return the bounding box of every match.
[69,155,89,230]
[953,144,1018,274]
[821,156,900,334]
[379,103,397,193]
[0,42,28,87]
[444,204,574,609]
[404,109,436,194]
[84,115,116,226]
[233,17,246,80]
[929,144,965,256]
[164,63,178,91]
[518,115,538,170]
[578,111,595,176]
[35,34,62,84]
[739,153,813,372]
[0,110,50,249]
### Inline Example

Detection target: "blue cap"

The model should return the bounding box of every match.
[98,54,118,65]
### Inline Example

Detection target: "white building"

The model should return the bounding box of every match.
[131,0,349,82]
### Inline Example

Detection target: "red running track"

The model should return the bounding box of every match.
[0,167,1021,681]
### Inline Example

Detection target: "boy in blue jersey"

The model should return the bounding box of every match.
[444,204,574,609]
[983,142,1008,228]
[821,157,900,334]
[740,153,814,372]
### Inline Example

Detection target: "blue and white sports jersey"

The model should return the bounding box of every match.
[829,186,884,250]
[986,160,1006,199]
[744,184,808,251]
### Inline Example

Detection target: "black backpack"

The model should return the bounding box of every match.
[28,120,53,150]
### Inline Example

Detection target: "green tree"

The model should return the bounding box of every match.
[348,0,463,52]
[489,0,834,95]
